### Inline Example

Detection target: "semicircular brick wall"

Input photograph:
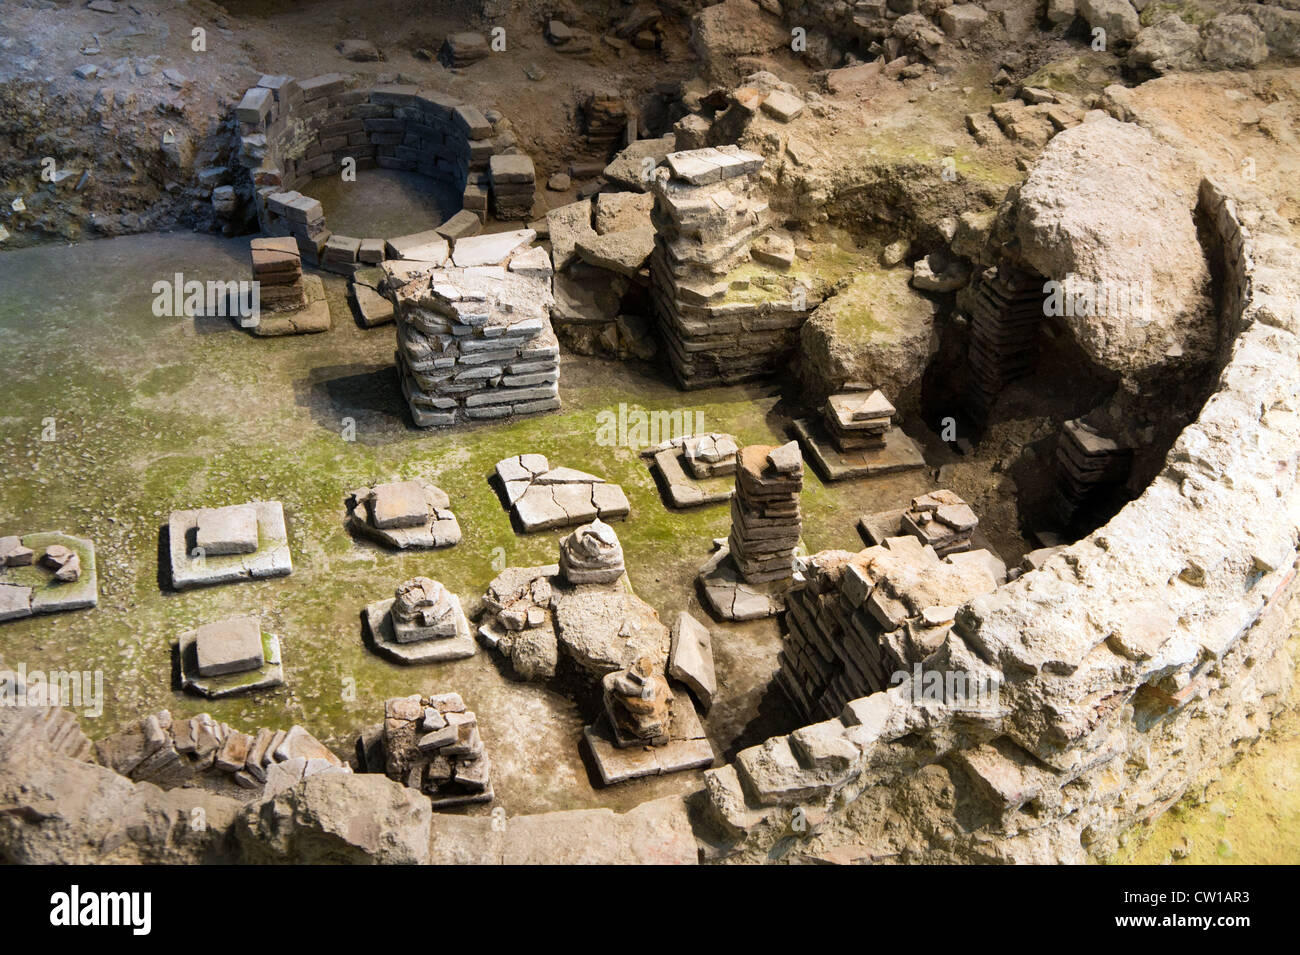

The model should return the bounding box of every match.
[695,175,1300,864]
[233,73,517,265]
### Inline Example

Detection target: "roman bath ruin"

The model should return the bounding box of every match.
[1,0,1299,876]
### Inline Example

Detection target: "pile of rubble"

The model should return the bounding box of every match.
[358,693,492,807]
[777,535,1005,721]
[248,236,330,336]
[859,489,981,558]
[97,710,347,795]
[345,478,461,550]
[643,431,739,508]
[494,454,630,532]
[559,519,624,584]
[477,520,660,683]
[363,576,475,665]
[650,147,814,388]
[603,657,673,747]
[476,564,561,680]
[389,231,560,427]
[547,188,658,361]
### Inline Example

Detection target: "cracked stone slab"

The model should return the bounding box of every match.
[695,545,786,621]
[168,501,292,590]
[495,455,629,531]
[364,596,476,665]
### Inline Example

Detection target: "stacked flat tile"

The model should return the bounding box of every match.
[728,444,802,585]
[965,264,1045,427]
[439,32,490,68]
[650,147,809,389]
[584,93,628,156]
[391,244,560,428]
[261,191,328,266]
[1053,418,1133,523]
[249,236,306,313]
[825,390,895,452]
[776,537,1002,721]
[489,154,536,220]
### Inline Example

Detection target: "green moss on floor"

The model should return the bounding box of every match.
[0,233,859,816]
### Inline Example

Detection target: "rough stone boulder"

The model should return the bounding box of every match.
[799,268,938,403]
[1128,15,1204,74]
[689,0,789,82]
[1011,116,1214,375]
[1077,0,1140,45]
[234,772,432,864]
[1201,14,1269,70]
[0,706,241,863]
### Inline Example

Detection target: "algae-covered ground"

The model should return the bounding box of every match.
[3,232,1296,852]
[0,231,936,816]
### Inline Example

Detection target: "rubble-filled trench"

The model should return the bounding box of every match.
[2,0,1300,865]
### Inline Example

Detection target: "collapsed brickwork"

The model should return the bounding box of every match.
[387,235,560,427]
[698,177,1300,863]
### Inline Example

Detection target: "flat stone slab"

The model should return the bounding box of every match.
[168,501,292,590]
[364,597,476,665]
[669,611,716,712]
[450,229,536,268]
[0,532,98,618]
[695,545,787,621]
[252,274,330,336]
[793,418,926,482]
[195,505,258,556]
[0,584,34,622]
[583,699,713,786]
[178,624,283,698]
[350,280,394,328]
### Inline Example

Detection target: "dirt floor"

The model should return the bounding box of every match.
[0,227,946,816]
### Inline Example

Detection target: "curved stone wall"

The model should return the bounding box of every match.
[233,73,516,264]
[698,175,1300,864]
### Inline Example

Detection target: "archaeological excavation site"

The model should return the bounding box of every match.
[1,0,1299,878]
